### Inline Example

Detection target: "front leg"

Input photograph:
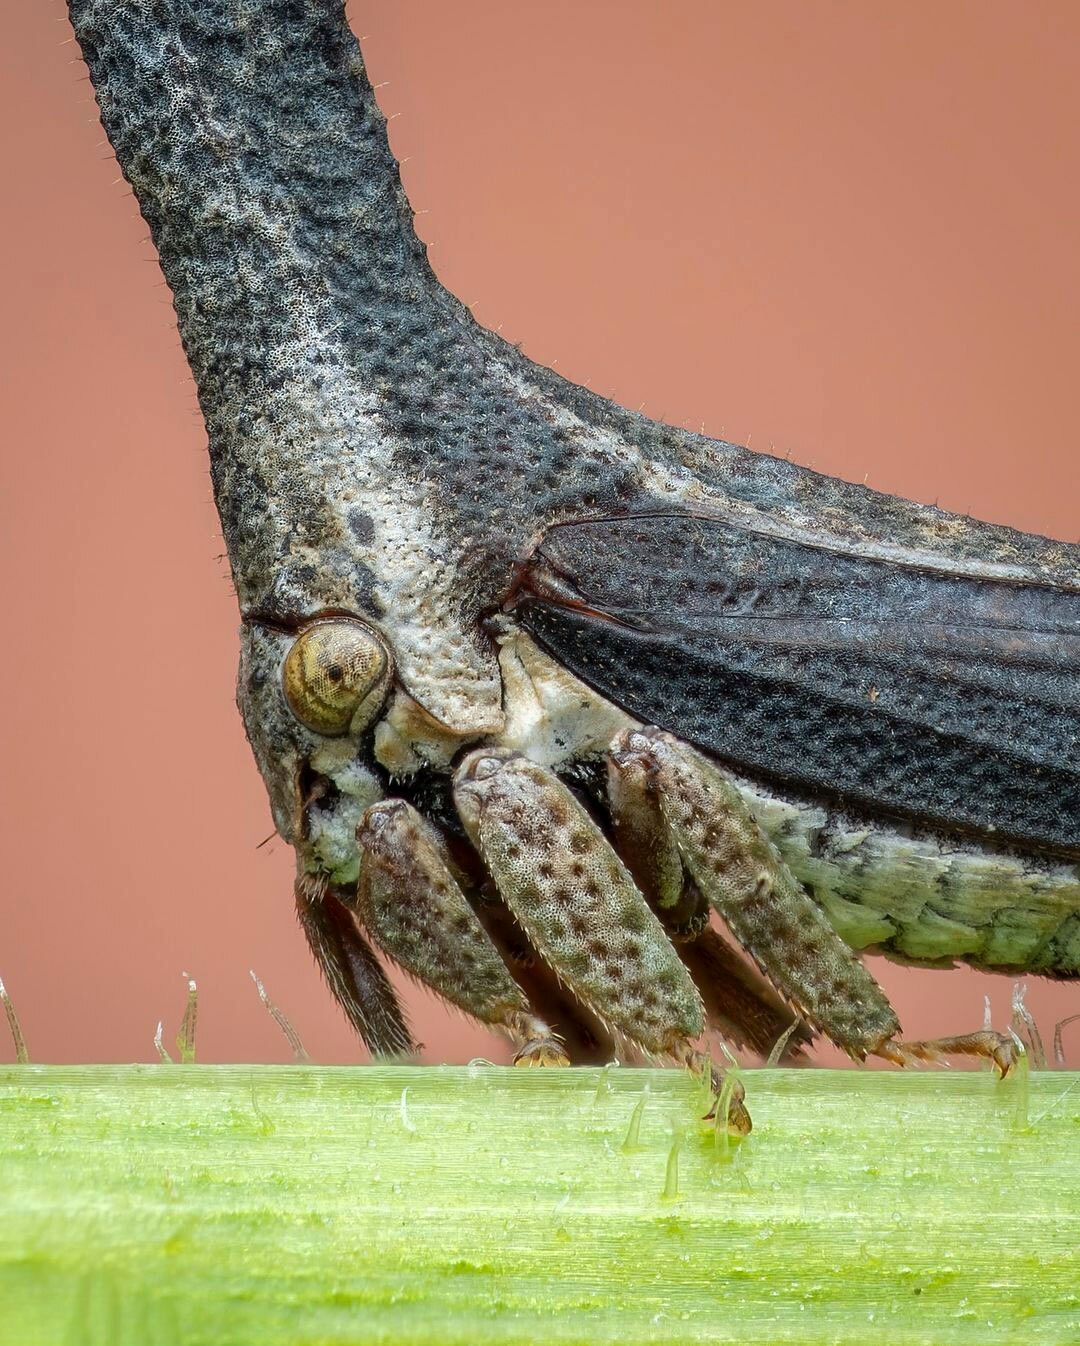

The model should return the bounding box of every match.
[295,874,416,1058]
[353,800,567,1066]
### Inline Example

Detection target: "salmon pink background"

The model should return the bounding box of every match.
[1,2,1076,1066]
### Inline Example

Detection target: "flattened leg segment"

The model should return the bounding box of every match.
[453,749,705,1056]
[607,739,810,1057]
[610,729,900,1058]
[467,896,619,1064]
[354,800,567,1064]
[606,742,696,927]
[679,928,813,1060]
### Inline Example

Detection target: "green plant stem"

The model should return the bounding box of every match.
[0,1064,1077,1345]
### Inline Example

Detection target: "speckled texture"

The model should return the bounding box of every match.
[68,0,1079,737]
[69,0,1078,1066]
[355,800,528,1026]
[454,750,704,1055]
[610,730,899,1056]
[518,514,1080,857]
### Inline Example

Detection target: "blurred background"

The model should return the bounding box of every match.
[1,1,1076,1067]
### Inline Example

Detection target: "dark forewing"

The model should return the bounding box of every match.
[515,512,1080,859]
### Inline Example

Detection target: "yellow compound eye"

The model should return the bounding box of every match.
[282,620,391,737]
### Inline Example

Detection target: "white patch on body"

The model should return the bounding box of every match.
[490,625,634,767]
[503,367,1075,588]
[306,741,383,885]
[228,274,503,735]
[369,615,1078,969]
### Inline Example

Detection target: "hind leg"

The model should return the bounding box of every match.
[609,728,1016,1076]
[608,736,811,1060]
[609,728,899,1056]
[875,1030,1017,1074]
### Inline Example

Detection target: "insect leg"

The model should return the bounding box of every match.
[607,739,811,1059]
[874,1030,1017,1074]
[678,931,813,1061]
[453,748,704,1053]
[354,800,567,1065]
[607,737,697,926]
[467,894,620,1064]
[295,873,416,1057]
[453,748,752,1132]
[609,728,902,1058]
[612,729,1023,1075]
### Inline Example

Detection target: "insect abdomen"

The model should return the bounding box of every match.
[739,777,1080,976]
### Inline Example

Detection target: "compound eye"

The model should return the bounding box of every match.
[282,620,391,737]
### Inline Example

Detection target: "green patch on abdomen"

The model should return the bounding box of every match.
[738,776,1080,976]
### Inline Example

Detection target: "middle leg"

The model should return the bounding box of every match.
[452,748,751,1133]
